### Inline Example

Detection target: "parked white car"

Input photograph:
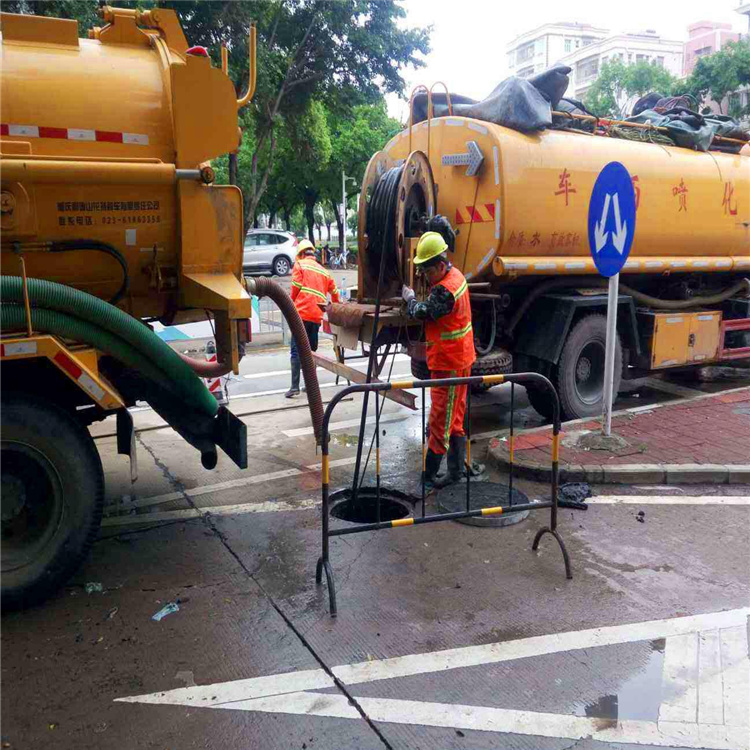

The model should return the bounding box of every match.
[243,230,298,276]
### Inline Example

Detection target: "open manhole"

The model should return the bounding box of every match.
[329,487,415,524]
[437,482,533,527]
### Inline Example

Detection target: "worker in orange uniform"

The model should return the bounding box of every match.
[287,239,341,398]
[402,232,476,489]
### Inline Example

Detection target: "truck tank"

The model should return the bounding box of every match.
[378,117,750,283]
[0,8,248,331]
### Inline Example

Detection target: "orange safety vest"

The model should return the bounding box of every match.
[425,266,476,371]
[291,258,341,324]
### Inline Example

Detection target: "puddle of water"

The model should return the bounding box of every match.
[330,433,359,447]
[577,639,665,722]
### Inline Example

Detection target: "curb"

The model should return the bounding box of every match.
[486,441,750,485]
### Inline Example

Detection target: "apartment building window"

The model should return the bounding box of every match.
[517,42,535,63]
[656,56,664,67]
[636,54,649,63]
[695,46,712,58]
[577,57,599,82]
[518,66,535,79]
[564,38,572,53]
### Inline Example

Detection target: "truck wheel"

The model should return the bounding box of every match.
[556,314,621,421]
[1,396,104,610]
[410,350,512,393]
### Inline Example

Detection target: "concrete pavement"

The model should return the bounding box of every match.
[2,354,749,750]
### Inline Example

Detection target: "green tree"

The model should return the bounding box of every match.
[161,0,429,224]
[584,58,629,118]
[320,100,401,245]
[684,39,750,115]
[584,59,679,118]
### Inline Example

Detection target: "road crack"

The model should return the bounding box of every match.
[136,435,394,750]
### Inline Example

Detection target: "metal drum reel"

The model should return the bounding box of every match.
[358,149,436,300]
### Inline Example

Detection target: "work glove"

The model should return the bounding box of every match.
[402,285,416,303]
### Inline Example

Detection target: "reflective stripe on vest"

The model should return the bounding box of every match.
[424,266,476,371]
[440,321,473,341]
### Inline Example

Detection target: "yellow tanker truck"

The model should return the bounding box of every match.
[0,8,324,608]
[345,86,750,421]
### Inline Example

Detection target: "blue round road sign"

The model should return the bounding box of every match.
[587,161,636,278]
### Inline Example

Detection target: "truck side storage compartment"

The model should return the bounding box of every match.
[637,310,722,370]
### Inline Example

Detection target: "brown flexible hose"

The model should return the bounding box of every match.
[176,351,234,378]
[246,276,324,444]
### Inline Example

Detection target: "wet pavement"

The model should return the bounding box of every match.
[2,357,749,750]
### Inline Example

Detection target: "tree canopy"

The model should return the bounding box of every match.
[684,39,750,116]
[584,59,680,118]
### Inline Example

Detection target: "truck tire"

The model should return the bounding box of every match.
[555,314,621,421]
[1,396,104,610]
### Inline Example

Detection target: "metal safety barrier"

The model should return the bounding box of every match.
[315,372,572,616]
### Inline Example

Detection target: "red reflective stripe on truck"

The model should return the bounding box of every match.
[38,126,68,139]
[1,124,147,144]
[53,351,82,380]
[95,130,124,143]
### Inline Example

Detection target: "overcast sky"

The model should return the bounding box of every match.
[386,0,749,120]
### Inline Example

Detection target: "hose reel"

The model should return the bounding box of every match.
[358,150,437,301]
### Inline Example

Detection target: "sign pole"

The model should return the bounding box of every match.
[602,272,619,436]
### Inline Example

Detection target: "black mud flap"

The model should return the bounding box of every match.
[116,407,138,482]
[214,406,247,469]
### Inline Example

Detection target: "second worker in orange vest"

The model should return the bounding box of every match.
[287,239,341,398]
[403,232,476,489]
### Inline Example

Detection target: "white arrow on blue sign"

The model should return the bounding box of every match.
[587,161,637,278]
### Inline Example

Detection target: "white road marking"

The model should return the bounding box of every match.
[116,669,334,706]
[242,356,410,380]
[105,458,361,514]
[118,607,750,748]
[699,630,724,725]
[720,625,750,727]
[330,609,749,687]
[283,412,408,438]
[101,498,318,527]
[588,496,750,506]
[659,633,698,723]
[233,373,413,399]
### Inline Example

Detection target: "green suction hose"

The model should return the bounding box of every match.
[1,305,177,395]
[1,276,217,418]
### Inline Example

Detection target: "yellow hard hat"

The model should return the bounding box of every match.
[297,239,315,257]
[413,231,448,265]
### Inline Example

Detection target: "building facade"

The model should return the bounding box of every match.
[557,31,684,100]
[506,23,608,80]
[684,21,740,76]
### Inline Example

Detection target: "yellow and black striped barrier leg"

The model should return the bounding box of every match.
[508,382,515,504]
[316,449,338,615]
[421,385,426,517]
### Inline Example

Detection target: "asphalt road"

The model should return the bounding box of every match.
[2,348,749,750]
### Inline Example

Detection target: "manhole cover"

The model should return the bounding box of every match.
[329,487,416,524]
[437,482,532,527]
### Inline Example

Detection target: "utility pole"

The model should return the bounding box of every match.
[342,171,356,263]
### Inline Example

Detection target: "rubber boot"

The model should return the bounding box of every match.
[433,435,466,489]
[285,359,301,398]
[423,449,444,493]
